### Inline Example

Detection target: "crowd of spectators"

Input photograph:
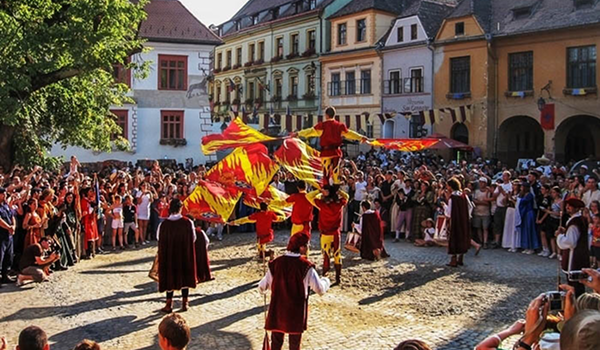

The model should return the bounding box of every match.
[1,148,600,349]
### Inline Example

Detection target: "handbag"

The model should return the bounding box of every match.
[148,253,159,282]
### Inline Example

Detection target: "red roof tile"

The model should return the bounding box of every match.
[140,0,222,45]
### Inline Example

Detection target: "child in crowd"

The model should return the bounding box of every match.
[414,218,438,247]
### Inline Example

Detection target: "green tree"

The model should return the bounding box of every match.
[0,0,149,170]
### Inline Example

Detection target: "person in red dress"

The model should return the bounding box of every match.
[296,106,367,186]
[285,181,314,236]
[80,188,99,259]
[307,185,348,284]
[229,202,284,259]
[444,178,472,267]
[258,232,330,350]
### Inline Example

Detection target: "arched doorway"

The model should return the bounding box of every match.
[451,123,469,144]
[498,116,544,167]
[555,115,600,163]
[383,119,395,138]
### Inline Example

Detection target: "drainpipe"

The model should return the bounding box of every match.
[486,38,498,159]
[318,11,324,115]
[427,38,435,136]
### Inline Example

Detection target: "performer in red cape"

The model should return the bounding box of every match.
[285,181,314,236]
[157,199,197,313]
[444,178,472,267]
[354,201,389,261]
[307,185,348,284]
[295,106,367,186]
[258,232,330,350]
[194,226,213,283]
[229,202,284,259]
[80,187,98,258]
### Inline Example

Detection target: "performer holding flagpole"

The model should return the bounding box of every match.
[294,106,368,186]
[229,202,285,259]
[259,232,330,350]
[285,181,314,236]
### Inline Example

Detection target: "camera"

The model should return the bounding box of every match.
[567,270,589,282]
[544,291,565,311]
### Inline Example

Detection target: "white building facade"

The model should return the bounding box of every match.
[52,0,222,166]
[380,0,454,139]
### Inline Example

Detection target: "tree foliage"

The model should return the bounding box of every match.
[0,0,150,169]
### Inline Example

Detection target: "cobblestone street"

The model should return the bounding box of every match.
[1,231,558,350]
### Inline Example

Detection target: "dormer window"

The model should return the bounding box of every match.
[235,21,241,31]
[455,22,464,36]
[309,0,317,10]
[252,15,259,25]
[512,6,532,19]
[272,7,279,19]
[295,1,303,13]
[574,0,594,8]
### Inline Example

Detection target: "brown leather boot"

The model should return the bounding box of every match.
[180,297,189,312]
[446,255,458,267]
[161,298,173,313]
[457,254,464,266]
[334,264,342,285]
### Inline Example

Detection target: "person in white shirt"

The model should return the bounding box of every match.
[271,174,286,193]
[136,183,153,244]
[556,197,590,297]
[582,177,600,209]
[490,171,512,249]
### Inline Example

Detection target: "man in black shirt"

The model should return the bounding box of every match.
[17,237,60,286]
[379,171,394,234]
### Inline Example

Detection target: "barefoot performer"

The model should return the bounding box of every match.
[295,106,367,186]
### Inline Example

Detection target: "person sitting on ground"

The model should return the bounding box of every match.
[16,237,60,286]
[414,218,439,247]
[18,326,49,350]
[394,339,432,350]
[158,313,191,350]
[73,340,100,350]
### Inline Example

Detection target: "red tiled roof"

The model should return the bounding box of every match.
[140,0,222,45]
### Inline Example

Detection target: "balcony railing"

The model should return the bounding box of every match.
[383,77,424,95]
[327,80,372,96]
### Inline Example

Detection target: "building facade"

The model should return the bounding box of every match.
[52,0,222,165]
[433,0,600,165]
[320,1,404,137]
[212,0,353,131]
[380,0,455,139]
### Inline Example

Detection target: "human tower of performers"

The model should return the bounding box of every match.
[155,106,494,350]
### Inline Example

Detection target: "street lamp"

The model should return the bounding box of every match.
[537,97,546,111]
[537,80,553,111]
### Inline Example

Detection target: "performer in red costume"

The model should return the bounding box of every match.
[444,178,472,267]
[229,202,284,259]
[258,232,330,350]
[307,185,348,284]
[296,106,367,186]
[354,201,389,261]
[285,181,314,236]
[194,226,213,284]
[80,187,99,258]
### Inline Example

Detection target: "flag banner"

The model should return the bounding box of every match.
[368,138,439,152]
[540,103,555,130]
[274,138,322,188]
[201,117,275,154]
[183,180,242,223]
[243,185,292,219]
[205,143,279,198]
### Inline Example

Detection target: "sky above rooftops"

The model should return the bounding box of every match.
[180,0,247,28]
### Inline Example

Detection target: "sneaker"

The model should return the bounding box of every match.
[526,250,535,255]
[542,250,550,257]
[537,250,546,256]
[558,255,562,262]
[548,253,557,259]
[16,275,24,287]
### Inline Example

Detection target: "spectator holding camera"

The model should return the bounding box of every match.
[16,236,60,286]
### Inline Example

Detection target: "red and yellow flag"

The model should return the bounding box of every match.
[205,143,279,198]
[274,138,322,188]
[183,180,241,223]
[368,138,439,152]
[244,185,292,219]
[202,117,275,154]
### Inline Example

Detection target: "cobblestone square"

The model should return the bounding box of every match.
[1,231,557,350]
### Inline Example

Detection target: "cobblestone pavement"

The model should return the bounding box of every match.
[1,231,560,350]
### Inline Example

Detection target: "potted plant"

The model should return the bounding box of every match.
[271,95,281,102]
[213,67,221,73]
[222,65,231,72]
[302,48,316,57]
[244,98,254,106]
[244,61,253,67]
[286,52,298,60]
[271,55,283,63]
[233,63,241,69]
[302,91,316,100]
[253,58,264,65]
[287,94,298,101]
